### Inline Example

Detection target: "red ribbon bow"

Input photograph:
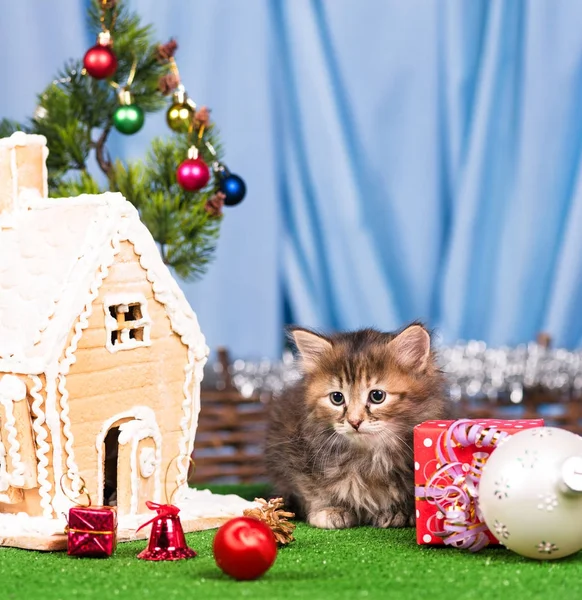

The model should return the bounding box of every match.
[137,501,181,532]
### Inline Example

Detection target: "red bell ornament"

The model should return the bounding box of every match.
[84,31,118,80]
[137,501,197,561]
[176,147,210,192]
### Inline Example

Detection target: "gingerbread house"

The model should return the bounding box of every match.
[0,132,252,550]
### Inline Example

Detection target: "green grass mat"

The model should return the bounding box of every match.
[0,485,580,600]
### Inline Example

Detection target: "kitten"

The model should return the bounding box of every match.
[265,324,448,529]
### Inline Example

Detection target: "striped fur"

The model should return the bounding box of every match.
[265,324,448,529]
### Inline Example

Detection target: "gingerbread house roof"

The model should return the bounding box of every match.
[0,191,208,375]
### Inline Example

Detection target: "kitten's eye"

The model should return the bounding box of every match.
[329,392,345,406]
[369,390,386,404]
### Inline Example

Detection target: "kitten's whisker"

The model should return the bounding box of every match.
[380,428,413,454]
[315,434,340,468]
[307,433,332,468]
[321,432,342,473]
[263,437,299,450]
[312,431,342,471]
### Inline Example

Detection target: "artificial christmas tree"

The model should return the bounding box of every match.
[0,0,245,281]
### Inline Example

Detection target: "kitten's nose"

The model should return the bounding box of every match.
[348,418,363,431]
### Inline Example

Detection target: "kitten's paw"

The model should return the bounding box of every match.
[308,508,357,529]
[373,510,411,528]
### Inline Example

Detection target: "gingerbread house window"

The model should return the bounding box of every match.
[104,294,152,353]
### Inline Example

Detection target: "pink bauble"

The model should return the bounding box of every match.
[176,158,210,192]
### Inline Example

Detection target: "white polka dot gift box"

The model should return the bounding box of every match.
[413,418,544,551]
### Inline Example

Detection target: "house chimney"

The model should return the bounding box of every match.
[0,132,48,217]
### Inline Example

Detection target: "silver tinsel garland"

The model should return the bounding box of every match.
[204,342,582,403]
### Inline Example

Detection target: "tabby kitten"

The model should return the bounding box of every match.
[265,324,448,529]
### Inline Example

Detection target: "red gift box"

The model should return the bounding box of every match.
[414,418,544,551]
[67,506,117,557]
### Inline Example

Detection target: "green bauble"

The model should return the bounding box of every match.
[113,104,145,135]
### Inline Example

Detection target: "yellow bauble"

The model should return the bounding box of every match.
[166,101,195,133]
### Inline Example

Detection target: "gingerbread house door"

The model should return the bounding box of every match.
[101,417,161,516]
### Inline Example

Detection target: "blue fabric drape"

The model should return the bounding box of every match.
[273,0,582,349]
[1,1,581,357]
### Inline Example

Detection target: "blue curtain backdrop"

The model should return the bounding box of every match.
[1,1,581,357]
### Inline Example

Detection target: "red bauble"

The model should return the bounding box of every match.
[176,157,210,192]
[213,517,277,580]
[83,44,118,79]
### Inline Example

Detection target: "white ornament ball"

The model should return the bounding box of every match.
[479,427,582,560]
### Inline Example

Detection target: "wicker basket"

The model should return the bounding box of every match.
[192,349,269,484]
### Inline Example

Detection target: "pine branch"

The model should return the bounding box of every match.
[1,0,228,280]
[54,172,103,197]
[94,125,114,182]
[0,119,26,138]
[111,133,224,280]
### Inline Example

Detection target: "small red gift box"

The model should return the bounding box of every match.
[67,506,117,557]
[414,418,544,551]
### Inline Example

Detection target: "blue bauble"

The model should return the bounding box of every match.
[219,173,246,206]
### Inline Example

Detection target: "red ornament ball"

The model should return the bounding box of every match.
[83,44,118,79]
[213,517,277,580]
[176,157,210,192]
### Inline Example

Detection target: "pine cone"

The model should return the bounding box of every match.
[158,73,180,96]
[244,497,296,546]
[157,38,179,62]
[205,192,225,218]
[101,0,118,9]
[194,106,211,127]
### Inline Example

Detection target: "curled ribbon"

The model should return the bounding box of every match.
[415,419,508,552]
[136,501,181,532]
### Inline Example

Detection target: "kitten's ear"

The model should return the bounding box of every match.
[289,328,332,371]
[389,324,431,372]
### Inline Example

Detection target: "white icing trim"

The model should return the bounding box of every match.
[20,191,129,210]
[56,374,80,494]
[117,222,209,360]
[0,132,47,222]
[0,512,67,538]
[42,144,48,198]
[95,407,161,508]
[116,221,209,496]
[32,208,121,362]
[0,375,26,401]
[175,350,196,495]
[0,192,209,375]
[56,234,123,498]
[0,376,27,487]
[103,292,152,353]
[118,418,162,514]
[29,375,52,517]
[0,193,129,375]
[139,448,156,479]
[186,375,203,466]
[0,426,8,493]
[0,489,257,541]
[0,132,47,148]
[44,367,66,516]
[9,146,17,215]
